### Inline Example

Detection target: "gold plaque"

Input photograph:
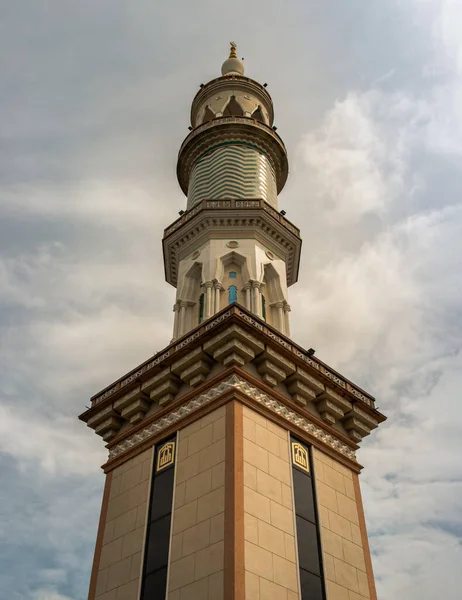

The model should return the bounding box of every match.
[156,441,176,472]
[292,442,309,473]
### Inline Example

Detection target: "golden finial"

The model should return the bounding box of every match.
[229,41,237,59]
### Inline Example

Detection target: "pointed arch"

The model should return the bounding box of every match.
[216,251,251,283]
[178,262,203,301]
[263,263,285,303]
[251,105,266,124]
[202,105,215,124]
[223,95,245,117]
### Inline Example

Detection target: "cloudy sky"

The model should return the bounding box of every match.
[1,0,461,598]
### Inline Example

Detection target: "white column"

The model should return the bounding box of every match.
[214,281,222,314]
[205,281,213,319]
[244,282,252,310]
[284,302,291,337]
[252,281,262,317]
[172,301,180,339]
[276,301,285,334]
[179,301,187,337]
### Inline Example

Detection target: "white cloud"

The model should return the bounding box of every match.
[32,591,73,600]
[1,0,462,598]
[290,3,462,594]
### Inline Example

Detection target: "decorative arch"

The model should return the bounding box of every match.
[263,263,285,303]
[251,105,266,124]
[223,95,245,117]
[178,262,203,301]
[202,105,215,124]
[216,251,251,283]
[262,263,287,330]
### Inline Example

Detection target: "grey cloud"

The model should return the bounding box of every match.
[1,0,462,598]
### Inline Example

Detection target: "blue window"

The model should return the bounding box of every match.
[228,285,237,304]
[229,271,237,279]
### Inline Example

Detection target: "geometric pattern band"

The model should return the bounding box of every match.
[108,374,356,461]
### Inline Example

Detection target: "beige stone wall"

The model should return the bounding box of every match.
[242,405,299,600]
[94,448,153,600]
[313,448,370,600]
[168,406,226,599]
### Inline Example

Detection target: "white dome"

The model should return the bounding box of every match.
[221,56,244,76]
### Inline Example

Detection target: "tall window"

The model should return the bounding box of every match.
[228,285,237,304]
[261,295,266,321]
[290,437,326,600]
[140,438,177,600]
[198,293,204,323]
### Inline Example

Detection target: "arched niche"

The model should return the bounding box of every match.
[216,251,251,310]
[223,95,245,117]
[202,105,215,124]
[262,263,285,328]
[178,262,203,330]
[251,105,267,124]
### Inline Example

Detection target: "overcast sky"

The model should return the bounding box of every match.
[0,1,461,598]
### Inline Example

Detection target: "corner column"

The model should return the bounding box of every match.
[173,301,181,340]
[275,301,285,334]
[214,280,223,315]
[252,281,262,318]
[205,281,214,319]
[243,282,252,311]
[283,302,291,337]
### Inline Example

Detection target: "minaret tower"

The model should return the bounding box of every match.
[81,44,386,600]
[166,42,297,342]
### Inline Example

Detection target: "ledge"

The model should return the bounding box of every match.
[80,305,385,458]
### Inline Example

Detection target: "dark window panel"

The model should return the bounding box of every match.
[300,568,324,600]
[142,566,167,600]
[293,467,316,524]
[150,467,175,522]
[296,515,321,576]
[144,514,172,575]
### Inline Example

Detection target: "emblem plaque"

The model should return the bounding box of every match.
[156,440,176,472]
[291,441,310,473]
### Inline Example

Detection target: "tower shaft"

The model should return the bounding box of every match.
[80,45,386,600]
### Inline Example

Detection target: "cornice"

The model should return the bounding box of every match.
[105,373,358,466]
[177,117,288,195]
[80,305,385,459]
[162,199,302,287]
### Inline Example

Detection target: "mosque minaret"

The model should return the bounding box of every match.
[81,44,385,600]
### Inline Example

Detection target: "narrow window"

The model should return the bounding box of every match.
[261,294,266,321]
[140,438,177,600]
[198,293,204,323]
[228,285,237,304]
[290,437,326,600]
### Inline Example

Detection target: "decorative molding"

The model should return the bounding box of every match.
[108,374,356,461]
[87,306,377,415]
[176,117,288,196]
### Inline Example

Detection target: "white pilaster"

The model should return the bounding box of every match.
[244,282,252,311]
[252,281,262,318]
[205,281,213,319]
[276,301,285,334]
[284,302,291,337]
[213,281,223,315]
[173,301,181,339]
[179,301,187,337]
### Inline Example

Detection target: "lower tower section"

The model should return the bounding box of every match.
[82,306,384,600]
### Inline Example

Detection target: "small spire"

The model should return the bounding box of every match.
[221,42,244,76]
